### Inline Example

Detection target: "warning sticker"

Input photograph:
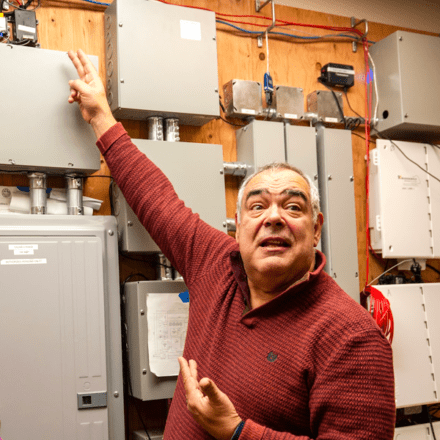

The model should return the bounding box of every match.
[1,258,47,265]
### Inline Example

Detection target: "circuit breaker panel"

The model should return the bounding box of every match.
[0,215,124,440]
[0,44,100,174]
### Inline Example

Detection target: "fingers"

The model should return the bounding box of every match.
[68,50,85,80]
[199,378,223,404]
[76,48,99,79]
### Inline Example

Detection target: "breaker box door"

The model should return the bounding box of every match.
[0,236,109,440]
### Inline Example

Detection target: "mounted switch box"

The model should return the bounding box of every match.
[370,31,440,141]
[223,79,263,118]
[105,0,219,126]
[273,86,304,121]
[307,90,344,123]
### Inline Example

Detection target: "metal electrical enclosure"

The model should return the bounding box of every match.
[394,422,440,439]
[370,31,440,141]
[375,284,440,409]
[0,45,100,174]
[235,120,285,174]
[125,280,187,401]
[316,126,359,301]
[105,0,219,126]
[0,215,124,440]
[369,140,440,259]
[113,140,227,253]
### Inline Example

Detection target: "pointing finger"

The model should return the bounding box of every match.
[77,49,99,79]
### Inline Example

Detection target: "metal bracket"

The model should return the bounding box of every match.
[350,17,368,53]
[256,0,276,47]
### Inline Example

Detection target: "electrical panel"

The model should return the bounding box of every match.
[370,31,440,141]
[113,140,227,253]
[235,120,285,174]
[0,44,100,174]
[316,126,359,301]
[369,140,440,259]
[133,430,164,440]
[124,280,188,401]
[394,422,440,439]
[0,215,124,440]
[105,0,219,126]
[375,284,440,409]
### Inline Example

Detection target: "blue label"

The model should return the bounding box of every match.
[179,290,189,303]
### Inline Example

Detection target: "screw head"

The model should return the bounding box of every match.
[140,309,145,315]
[108,230,114,236]
[128,220,133,227]
[114,391,119,398]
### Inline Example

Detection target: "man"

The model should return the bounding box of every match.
[68,49,395,439]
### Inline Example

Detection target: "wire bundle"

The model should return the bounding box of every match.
[364,285,394,344]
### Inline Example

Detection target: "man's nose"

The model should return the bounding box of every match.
[264,204,284,226]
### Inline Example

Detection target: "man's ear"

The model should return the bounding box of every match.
[313,213,324,247]
[235,213,240,243]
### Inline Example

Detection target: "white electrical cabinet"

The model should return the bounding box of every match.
[375,283,440,409]
[394,421,440,439]
[0,215,124,440]
[369,140,440,259]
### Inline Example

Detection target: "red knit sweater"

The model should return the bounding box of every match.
[97,123,395,440]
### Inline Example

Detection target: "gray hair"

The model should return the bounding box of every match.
[236,163,321,224]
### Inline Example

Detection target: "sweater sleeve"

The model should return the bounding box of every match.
[97,123,236,284]
[238,330,395,440]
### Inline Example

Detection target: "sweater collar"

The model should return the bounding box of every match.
[230,249,327,318]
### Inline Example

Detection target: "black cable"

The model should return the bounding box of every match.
[317,79,346,129]
[428,405,438,440]
[218,96,248,127]
[343,88,363,119]
[373,130,440,184]
[427,264,440,277]
[351,132,376,143]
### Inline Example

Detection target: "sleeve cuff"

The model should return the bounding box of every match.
[96,122,127,155]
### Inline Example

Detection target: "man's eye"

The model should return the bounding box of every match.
[251,204,264,211]
[286,205,300,211]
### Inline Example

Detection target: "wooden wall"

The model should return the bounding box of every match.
[1,0,440,435]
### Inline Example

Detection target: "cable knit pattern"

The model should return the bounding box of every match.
[97,123,395,440]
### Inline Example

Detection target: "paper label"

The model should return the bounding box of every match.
[18,24,36,34]
[327,66,355,75]
[180,20,201,41]
[241,108,256,115]
[147,293,189,377]
[324,117,339,123]
[284,113,298,119]
[1,258,47,265]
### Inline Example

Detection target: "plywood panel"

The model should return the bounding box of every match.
[1,0,439,299]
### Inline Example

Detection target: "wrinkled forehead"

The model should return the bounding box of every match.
[243,169,311,202]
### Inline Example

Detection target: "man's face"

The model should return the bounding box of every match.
[235,169,323,290]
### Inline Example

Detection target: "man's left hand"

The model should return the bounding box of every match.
[178,357,243,440]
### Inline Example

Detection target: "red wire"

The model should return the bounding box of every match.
[154,0,364,37]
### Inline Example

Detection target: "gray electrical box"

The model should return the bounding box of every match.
[235,120,285,173]
[125,280,188,401]
[370,31,440,141]
[223,79,263,118]
[307,90,344,123]
[113,140,227,253]
[0,215,124,440]
[105,0,219,126]
[0,44,100,174]
[315,126,359,301]
[273,86,304,121]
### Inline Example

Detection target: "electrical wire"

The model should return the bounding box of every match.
[427,264,440,277]
[367,51,379,126]
[343,89,363,119]
[317,79,346,129]
[368,259,413,286]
